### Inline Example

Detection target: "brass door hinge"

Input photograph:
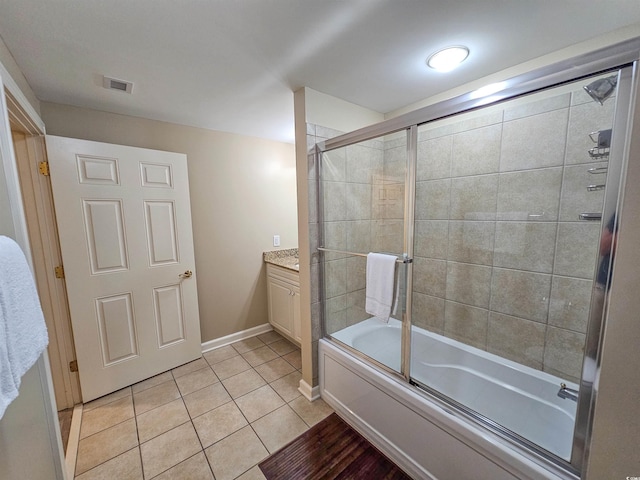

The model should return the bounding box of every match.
[38,161,50,176]
[54,265,65,279]
[69,360,78,372]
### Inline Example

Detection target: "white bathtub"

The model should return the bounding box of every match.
[323,318,579,480]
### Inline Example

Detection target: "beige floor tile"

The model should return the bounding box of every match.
[140,422,202,479]
[268,339,297,356]
[231,336,266,354]
[83,387,131,413]
[136,398,190,443]
[221,369,266,399]
[174,367,219,396]
[74,447,142,480]
[204,426,268,480]
[133,380,181,415]
[152,452,214,480]
[75,419,138,475]
[80,395,134,439]
[282,349,302,370]
[171,358,209,379]
[236,465,267,480]
[211,355,252,380]
[269,371,302,402]
[251,404,309,454]
[193,401,248,448]
[131,371,174,394]
[241,345,280,367]
[254,357,295,383]
[256,331,284,345]
[235,385,285,423]
[203,345,238,366]
[288,396,333,427]
[183,382,232,419]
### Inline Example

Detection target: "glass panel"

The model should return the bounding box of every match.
[410,72,618,461]
[321,131,407,374]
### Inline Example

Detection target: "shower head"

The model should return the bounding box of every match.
[583,75,618,105]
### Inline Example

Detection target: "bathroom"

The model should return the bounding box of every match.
[1,4,640,480]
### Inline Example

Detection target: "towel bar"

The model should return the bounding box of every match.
[317,247,412,263]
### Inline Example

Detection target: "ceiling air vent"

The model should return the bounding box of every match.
[103,76,133,94]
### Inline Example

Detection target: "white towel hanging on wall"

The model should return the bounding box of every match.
[0,236,48,418]
[365,252,397,323]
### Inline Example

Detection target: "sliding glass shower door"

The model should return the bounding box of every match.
[320,130,409,375]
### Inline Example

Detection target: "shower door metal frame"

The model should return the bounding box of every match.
[316,37,640,476]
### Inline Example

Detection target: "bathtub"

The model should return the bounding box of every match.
[321,318,579,480]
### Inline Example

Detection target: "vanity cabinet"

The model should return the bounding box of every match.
[266,264,301,345]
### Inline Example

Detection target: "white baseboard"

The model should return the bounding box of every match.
[298,379,320,401]
[201,323,273,353]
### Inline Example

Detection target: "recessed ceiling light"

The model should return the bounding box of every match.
[427,46,469,72]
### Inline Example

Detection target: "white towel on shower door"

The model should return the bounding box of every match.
[365,252,397,323]
[0,236,49,419]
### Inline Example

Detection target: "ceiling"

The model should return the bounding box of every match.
[1,1,640,144]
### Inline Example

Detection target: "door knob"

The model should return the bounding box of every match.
[179,270,193,279]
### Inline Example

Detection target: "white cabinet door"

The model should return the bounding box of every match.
[46,136,201,402]
[267,276,294,336]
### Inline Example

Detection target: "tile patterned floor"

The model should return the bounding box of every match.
[74,331,333,480]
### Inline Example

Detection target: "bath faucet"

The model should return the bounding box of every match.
[557,383,579,402]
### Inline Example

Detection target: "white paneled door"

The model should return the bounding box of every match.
[46,136,201,402]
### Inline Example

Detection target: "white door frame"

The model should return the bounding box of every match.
[5,86,81,409]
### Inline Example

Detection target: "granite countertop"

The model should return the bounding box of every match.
[263,248,299,272]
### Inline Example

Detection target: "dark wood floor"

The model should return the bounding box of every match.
[259,413,412,480]
[57,408,73,454]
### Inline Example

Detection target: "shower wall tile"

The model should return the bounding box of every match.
[412,293,445,333]
[311,301,322,342]
[548,276,593,333]
[308,179,318,224]
[307,135,316,155]
[321,148,346,182]
[310,262,320,304]
[558,162,607,222]
[413,257,447,298]
[554,223,600,278]
[383,145,406,183]
[322,182,346,222]
[418,122,456,142]
[346,144,383,184]
[447,221,494,266]
[307,150,317,180]
[450,110,503,134]
[372,220,404,254]
[500,108,569,172]
[490,268,551,322]
[306,123,316,136]
[324,259,347,299]
[414,220,448,259]
[451,124,502,177]
[449,175,498,221]
[315,125,344,140]
[346,184,372,220]
[543,327,586,381]
[417,135,452,180]
[445,262,492,308]
[346,290,369,326]
[346,221,371,255]
[346,256,366,292]
[503,93,570,122]
[444,301,489,350]
[564,100,614,165]
[415,179,451,220]
[322,221,347,260]
[493,222,557,273]
[496,167,562,221]
[488,313,545,369]
[324,295,347,336]
[308,222,319,264]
